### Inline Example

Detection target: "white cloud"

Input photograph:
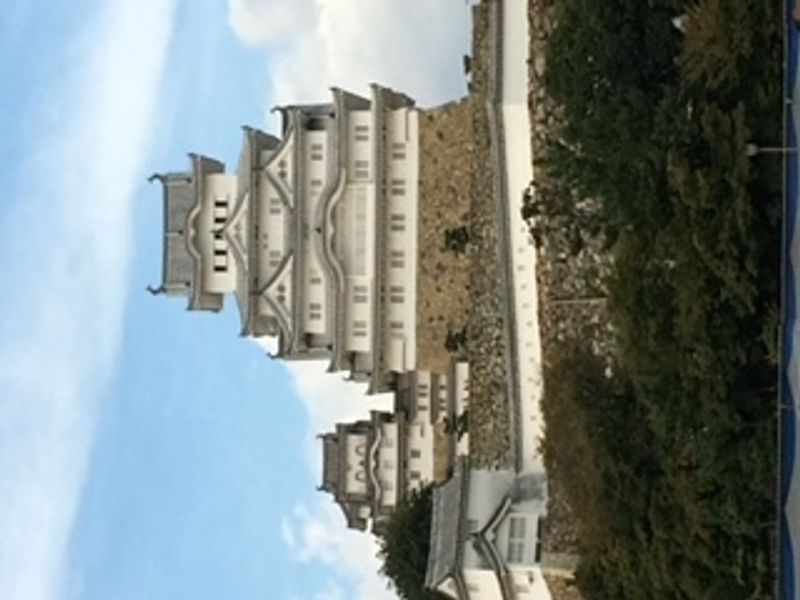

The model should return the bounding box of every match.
[0,2,177,599]
[280,360,398,600]
[282,501,396,600]
[228,0,472,108]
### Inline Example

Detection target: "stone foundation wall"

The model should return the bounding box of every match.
[465,0,514,469]
[416,99,474,376]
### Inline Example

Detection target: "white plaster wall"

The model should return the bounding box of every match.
[383,108,419,371]
[339,183,375,352]
[344,433,368,496]
[302,130,328,334]
[494,511,539,567]
[377,422,399,508]
[501,0,545,475]
[255,174,287,288]
[463,570,504,600]
[405,422,434,492]
[265,130,295,198]
[509,567,551,600]
[201,173,238,293]
[467,469,515,527]
[454,361,470,456]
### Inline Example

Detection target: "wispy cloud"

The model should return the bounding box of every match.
[230,1,471,597]
[0,2,176,599]
[282,501,397,600]
[228,0,472,107]
[278,359,397,599]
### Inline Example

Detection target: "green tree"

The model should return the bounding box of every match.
[377,487,448,600]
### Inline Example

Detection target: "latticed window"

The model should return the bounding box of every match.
[390,249,404,269]
[392,142,405,161]
[354,159,369,180]
[507,516,527,564]
[355,124,369,142]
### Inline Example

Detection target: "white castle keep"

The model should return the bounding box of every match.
[150,85,421,393]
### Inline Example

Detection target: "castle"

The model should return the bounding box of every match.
[149,84,421,394]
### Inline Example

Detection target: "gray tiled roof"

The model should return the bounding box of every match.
[425,458,470,590]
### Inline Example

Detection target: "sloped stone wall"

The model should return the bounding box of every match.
[416,99,474,375]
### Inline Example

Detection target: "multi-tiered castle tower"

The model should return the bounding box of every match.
[150,85,420,392]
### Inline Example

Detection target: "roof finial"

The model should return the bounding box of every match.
[147,173,164,184]
[146,285,164,296]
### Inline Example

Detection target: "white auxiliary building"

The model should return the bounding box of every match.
[425,458,550,600]
[319,363,471,535]
[150,85,420,391]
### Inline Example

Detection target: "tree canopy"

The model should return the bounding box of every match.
[540,0,781,596]
[377,486,449,600]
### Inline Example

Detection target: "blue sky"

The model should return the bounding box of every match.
[0,1,470,599]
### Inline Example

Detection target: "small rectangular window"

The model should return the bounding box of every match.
[353,330,367,338]
[310,276,322,285]
[390,223,405,233]
[353,320,367,329]
[390,295,404,304]
[410,449,421,459]
[214,249,226,257]
[311,153,323,162]
[311,178,323,188]
[390,320,403,331]
[214,216,226,225]
[409,471,421,480]
[509,516,527,539]
[310,312,322,321]
[214,265,227,273]
[507,541,525,564]
[355,159,368,169]
[354,294,368,303]
[214,199,227,208]
[270,207,281,215]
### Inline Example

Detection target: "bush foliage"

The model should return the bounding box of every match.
[541,0,781,597]
[378,487,449,600]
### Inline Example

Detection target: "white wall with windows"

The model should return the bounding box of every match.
[302,130,329,334]
[382,107,419,372]
[338,183,376,352]
[453,361,470,456]
[199,174,238,293]
[344,433,369,497]
[377,421,399,509]
[265,132,295,197]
